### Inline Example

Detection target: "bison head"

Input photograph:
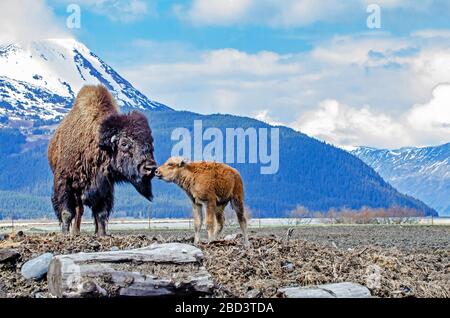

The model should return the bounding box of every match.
[155,157,189,183]
[99,111,157,201]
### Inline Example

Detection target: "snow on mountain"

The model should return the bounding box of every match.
[352,143,450,216]
[0,38,171,132]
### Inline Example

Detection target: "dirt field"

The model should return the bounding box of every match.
[0,225,449,298]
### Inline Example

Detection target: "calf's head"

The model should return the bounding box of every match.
[155,157,188,183]
[99,111,157,200]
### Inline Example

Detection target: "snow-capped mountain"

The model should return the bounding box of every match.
[0,39,171,133]
[352,143,450,216]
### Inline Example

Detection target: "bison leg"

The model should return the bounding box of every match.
[51,180,75,234]
[89,184,113,237]
[94,212,108,236]
[60,210,74,234]
[71,203,84,236]
[92,199,112,237]
[192,203,203,245]
[231,197,249,247]
[205,201,217,243]
[94,210,109,237]
[214,204,226,239]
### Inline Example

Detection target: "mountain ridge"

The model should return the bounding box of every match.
[352,143,450,216]
[0,38,171,134]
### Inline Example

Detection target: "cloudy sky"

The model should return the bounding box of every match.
[1,0,450,149]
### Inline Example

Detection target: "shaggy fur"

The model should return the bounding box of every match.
[155,157,248,246]
[48,85,156,236]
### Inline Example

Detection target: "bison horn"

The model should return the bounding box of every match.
[110,135,118,144]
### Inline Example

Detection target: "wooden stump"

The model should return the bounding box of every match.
[47,243,215,297]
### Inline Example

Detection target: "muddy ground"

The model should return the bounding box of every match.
[0,225,449,298]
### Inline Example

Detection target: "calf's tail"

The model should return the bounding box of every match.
[230,179,249,246]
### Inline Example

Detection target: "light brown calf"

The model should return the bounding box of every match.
[155,157,249,246]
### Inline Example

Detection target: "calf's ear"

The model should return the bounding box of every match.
[178,159,187,167]
[99,114,123,152]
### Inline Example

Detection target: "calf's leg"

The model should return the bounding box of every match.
[214,204,226,238]
[192,203,203,245]
[205,201,217,242]
[231,197,249,246]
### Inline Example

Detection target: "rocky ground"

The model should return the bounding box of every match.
[0,225,449,298]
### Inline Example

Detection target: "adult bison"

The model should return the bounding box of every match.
[48,85,157,236]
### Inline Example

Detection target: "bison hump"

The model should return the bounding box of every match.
[73,85,119,115]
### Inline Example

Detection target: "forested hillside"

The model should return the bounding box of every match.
[0,110,437,219]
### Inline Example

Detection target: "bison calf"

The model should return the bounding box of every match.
[48,85,157,236]
[155,157,249,246]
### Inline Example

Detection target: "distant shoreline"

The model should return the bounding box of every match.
[1,217,449,233]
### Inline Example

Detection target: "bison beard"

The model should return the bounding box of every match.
[130,176,153,200]
[48,85,156,236]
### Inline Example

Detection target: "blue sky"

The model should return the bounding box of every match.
[1,0,450,148]
[48,1,450,60]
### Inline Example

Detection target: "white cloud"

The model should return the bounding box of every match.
[310,35,410,66]
[174,0,430,27]
[57,0,149,22]
[293,84,450,149]
[411,29,450,39]
[293,100,411,148]
[175,0,253,26]
[406,84,450,141]
[0,0,68,44]
[126,38,449,149]
[122,34,450,148]
[360,0,428,9]
[253,110,285,126]
[175,0,347,27]
[267,0,350,27]
[123,48,304,115]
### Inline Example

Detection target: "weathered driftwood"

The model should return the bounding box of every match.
[0,249,20,263]
[279,282,372,298]
[47,243,214,297]
[0,249,20,269]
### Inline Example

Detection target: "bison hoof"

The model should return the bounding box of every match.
[61,225,70,235]
[207,238,219,245]
[95,232,110,237]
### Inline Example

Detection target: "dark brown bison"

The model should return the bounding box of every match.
[48,85,157,236]
[155,157,249,246]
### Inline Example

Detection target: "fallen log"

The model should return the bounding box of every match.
[0,248,20,269]
[278,282,372,298]
[47,243,214,297]
[0,249,20,263]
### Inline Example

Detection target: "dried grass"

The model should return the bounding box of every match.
[0,231,448,298]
